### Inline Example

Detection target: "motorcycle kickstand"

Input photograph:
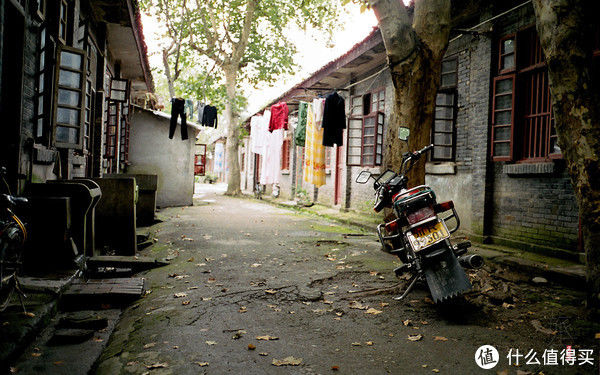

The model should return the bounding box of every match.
[13,276,27,313]
[394,273,421,301]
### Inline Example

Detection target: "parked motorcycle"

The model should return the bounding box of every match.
[356,128,483,303]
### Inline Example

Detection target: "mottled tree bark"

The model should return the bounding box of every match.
[532,0,600,308]
[370,0,451,187]
[224,66,242,196]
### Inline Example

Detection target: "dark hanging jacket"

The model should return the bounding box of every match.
[202,105,218,128]
[321,92,346,147]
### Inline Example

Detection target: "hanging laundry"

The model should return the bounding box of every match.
[259,110,283,185]
[268,101,289,132]
[294,101,308,147]
[202,105,218,127]
[185,99,195,118]
[169,98,188,140]
[197,102,205,124]
[313,97,325,128]
[250,114,267,155]
[322,91,346,147]
[303,100,326,187]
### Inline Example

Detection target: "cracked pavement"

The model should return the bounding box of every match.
[93,184,599,374]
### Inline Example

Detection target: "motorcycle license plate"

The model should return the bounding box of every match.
[407,221,450,252]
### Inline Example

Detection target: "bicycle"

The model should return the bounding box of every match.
[0,167,28,312]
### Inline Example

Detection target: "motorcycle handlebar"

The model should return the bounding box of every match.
[417,144,434,155]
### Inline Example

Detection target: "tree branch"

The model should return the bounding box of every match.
[231,0,258,66]
[368,0,417,68]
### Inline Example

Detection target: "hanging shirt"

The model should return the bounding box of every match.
[303,101,326,187]
[322,92,346,147]
[294,101,308,147]
[260,128,284,185]
[268,101,289,132]
[250,114,267,155]
[202,105,218,127]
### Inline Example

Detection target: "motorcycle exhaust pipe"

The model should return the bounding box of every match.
[458,254,484,269]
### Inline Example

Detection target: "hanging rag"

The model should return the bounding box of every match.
[185,99,195,118]
[202,105,218,127]
[268,101,289,132]
[313,97,325,128]
[303,100,326,187]
[197,102,206,124]
[294,101,308,147]
[322,92,346,147]
[169,98,188,140]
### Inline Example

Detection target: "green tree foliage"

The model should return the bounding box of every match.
[140,0,343,195]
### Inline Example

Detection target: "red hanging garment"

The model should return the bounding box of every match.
[268,101,289,132]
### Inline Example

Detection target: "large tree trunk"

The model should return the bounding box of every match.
[224,66,242,196]
[371,0,451,186]
[532,0,600,308]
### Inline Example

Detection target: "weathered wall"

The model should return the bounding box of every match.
[129,108,199,207]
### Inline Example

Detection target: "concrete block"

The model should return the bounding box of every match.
[104,174,157,226]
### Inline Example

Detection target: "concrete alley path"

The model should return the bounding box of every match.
[94,185,598,375]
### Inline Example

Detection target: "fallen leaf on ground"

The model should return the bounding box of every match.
[256,335,279,341]
[53,361,64,366]
[173,292,187,298]
[349,301,368,310]
[369,271,379,276]
[434,336,448,341]
[251,263,262,267]
[248,344,256,350]
[380,302,389,307]
[422,364,428,368]
[531,320,557,335]
[408,334,423,342]
[143,342,156,349]
[195,362,209,367]
[31,353,41,357]
[146,363,168,369]
[232,330,246,340]
[432,369,440,373]
[182,300,191,305]
[424,297,434,304]
[259,352,269,356]
[351,342,361,346]
[183,238,194,242]
[203,235,212,240]
[502,302,515,309]
[365,341,374,346]
[272,356,302,366]
[265,289,277,294]
[9,367,17,373]
[421,321,429,325]
[365,308,382,315]
[239,306,247,313]
[595,333,600,339]
[205,341,217,345]
[23,312,35,318]
[332,365,340,371]
[186,257,194,262]
[403,320,412,326]
[93,337,104,342]
[188,286,198,290]
[207,278,216,283]
[322,300,333,305]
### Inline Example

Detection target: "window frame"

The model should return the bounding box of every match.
[52,45,86,149]
[439,57,458,89]
[58,0,68,45]
[491,74,516,161]
[498,34,517,75]
[431,89,457,162]
[34,25,50,143]
[346,87,385,167]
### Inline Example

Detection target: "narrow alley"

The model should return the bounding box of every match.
[10,184,595,374]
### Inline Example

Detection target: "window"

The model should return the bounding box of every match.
[281,138,290,170]
[34,26,48,141]
[347,88,385,166]
[491,27,560,162]
[53,46,86,148]
[110,78,129,102]
[104,101,119,173]
[119,103,131,164]
[33,0,46,20]
[431,58,458,161]
[58,0,68,44]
